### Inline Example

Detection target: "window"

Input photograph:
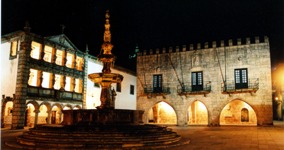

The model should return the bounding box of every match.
[30,41,42,59]
[153,74,162,93]
[191,71,203,91]
[41,72,53,88]
[10,41,18,58]
[76,56,84,71]
[235,68,248,89]
[28,69,40,87]
[116,83,121,92]
[74,79,83,93]
[65,76,74,91]
[66,53,75,68]
[54,74,64,90]
[43,45,54,63]
[130,85,135,95]
[94,83,100,88]
[55,50,65,66]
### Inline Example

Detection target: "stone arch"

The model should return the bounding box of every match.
[146,101,177,125]
[39,102,52,111]
[26,100,39,110]
[187,100,209,125]
[63,104,73,110]
[51,103,63,124]
[219,99,257,126]
[38,102,51,124]
[73,105,81,110]
[1,96,14,127]
[25,101,39,127]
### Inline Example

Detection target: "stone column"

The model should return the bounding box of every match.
[82,50,89,109]
[46,110,51,124]
[33,109,39,127]
[11,31,31,129]
[58,111,63,123]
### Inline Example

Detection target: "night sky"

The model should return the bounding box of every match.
[2,0,283,71]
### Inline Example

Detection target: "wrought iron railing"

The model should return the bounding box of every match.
[177,81,211,95]
[143,84,171,94]
[222,78,259,93]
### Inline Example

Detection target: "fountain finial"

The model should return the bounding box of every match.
[102,10,113,54]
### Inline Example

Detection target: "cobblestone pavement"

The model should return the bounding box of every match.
[1,121,284,150]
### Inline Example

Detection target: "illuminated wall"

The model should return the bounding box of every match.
[188,101,208,125]
[220,100,257,125]
[0,42,19,98]
[148,101,177,124]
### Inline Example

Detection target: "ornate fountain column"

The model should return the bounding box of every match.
[88,10,123,109]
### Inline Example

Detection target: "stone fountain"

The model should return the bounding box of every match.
[7,10,184,150]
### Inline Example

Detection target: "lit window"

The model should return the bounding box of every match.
[30,41,42,59]
[74,78,83,93]
[54,74,64,90]
[66,53,75,68]
[130,85,135,95]
[65,76,74,91]
[76,56,84,71]
[55,50,65,66]
[42,72,53,88]
[28,69,40,87]
[10,41,18,58]
[43,45,54,63]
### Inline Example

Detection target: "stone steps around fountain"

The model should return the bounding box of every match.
[14,124,183,149]
[18,131,179,143]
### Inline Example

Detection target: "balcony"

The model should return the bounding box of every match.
[177,81,211,96]
[27,86,82,101]
[143,84,170,98]
[222,78,259,95]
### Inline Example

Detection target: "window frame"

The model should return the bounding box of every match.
[234,68,248,89]
[191,71,203,91]
[130,85,135,95]
[153,74,162,93]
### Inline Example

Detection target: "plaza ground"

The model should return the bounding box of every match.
[1,121,284,150]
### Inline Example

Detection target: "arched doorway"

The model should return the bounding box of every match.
[147,101,177,125]
[3,101,13,127]
[220,100,257,125]
[25,103,35,127]
[51,104,62,124]
[38,104,49,124]
[187,100,208,125]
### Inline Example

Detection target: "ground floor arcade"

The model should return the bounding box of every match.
[144,99,258,126]
[1,96,81,128]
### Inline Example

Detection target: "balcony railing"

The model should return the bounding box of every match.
[222,78,259,94]
[27,86,82,101]
[177,81,211,96]
[143,84,171,95]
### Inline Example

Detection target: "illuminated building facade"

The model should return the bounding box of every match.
[1,26,136,129]
[136,36,273,126]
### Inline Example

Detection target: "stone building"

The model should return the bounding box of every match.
[136,36,273,126]
[1,25,137,129]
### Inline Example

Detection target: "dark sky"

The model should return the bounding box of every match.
[2,0,284,71]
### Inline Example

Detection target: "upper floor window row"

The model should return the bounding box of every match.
[30,41,84,71]
[28,68,83,93]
